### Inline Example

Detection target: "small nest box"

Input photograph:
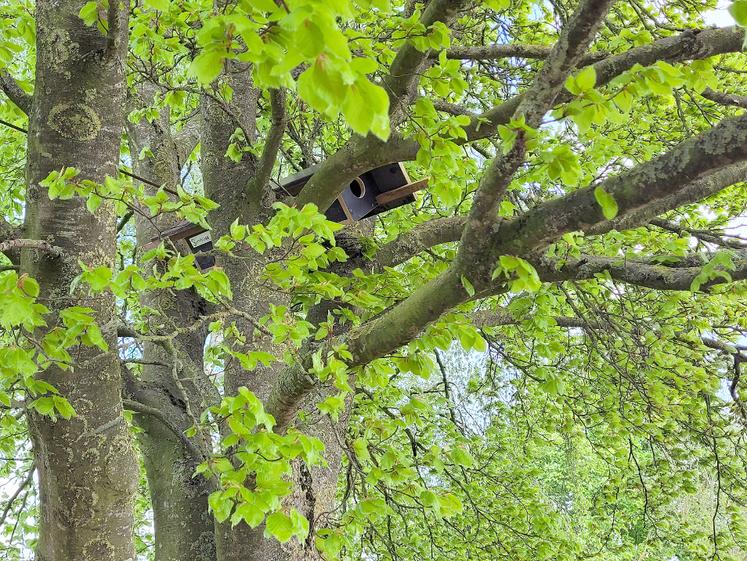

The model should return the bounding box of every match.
[141,222,215,270]
[143,163,426,270]
[278,162,427,223]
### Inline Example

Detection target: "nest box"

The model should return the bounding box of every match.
[278,162,427,223]
[141,222,215,270]
[142,163,426,270]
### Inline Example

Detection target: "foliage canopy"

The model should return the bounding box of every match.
[0,1,746,560]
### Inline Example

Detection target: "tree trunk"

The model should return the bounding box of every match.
[126,106,218,561]
[23,2,139,560]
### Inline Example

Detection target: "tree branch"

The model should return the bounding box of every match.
[535,250,747,292]
[488,113,747,261]
[247,88,286,200]
[0,239,63,257]
[649,218,746,250]
[701,87,747,109]
[443,44,608,64]
[382,0,466,122]
[375,215,467,268]
[0,463,35,529]
[123,399,207,463]
[0,72,31,115]
[106,0,128,56]
[373,160,747,269]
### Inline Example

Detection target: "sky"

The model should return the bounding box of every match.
[703,2,734,26]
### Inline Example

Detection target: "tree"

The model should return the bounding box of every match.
[1,0,747,559]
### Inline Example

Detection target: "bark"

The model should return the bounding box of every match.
[199,57,363,560]
[199,64,285,561]
[126,100,217,561]
[22,2,139,561]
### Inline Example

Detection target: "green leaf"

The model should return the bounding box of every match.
[190,50,224,85]
[730,0,747,26]
[594,186,618,220]
[576,66,597,91]
[144,0,170,11]
[53,396,76,420]
[460,275,475,297]
[265,511,295,542]
[450,446,474,468]
[78,1,99,26]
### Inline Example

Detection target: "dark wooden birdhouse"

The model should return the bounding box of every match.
[142,163,426,270]
[142,222,215,270]
[278,162,427,223]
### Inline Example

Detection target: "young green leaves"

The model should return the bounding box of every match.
[593,186,618,220]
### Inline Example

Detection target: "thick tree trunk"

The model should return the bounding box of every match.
[127,109,218,561]
[23,2,139,560]
[199,74,374,558]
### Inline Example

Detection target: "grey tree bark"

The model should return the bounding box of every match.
[125,97,218,561]
[22,2,139,560]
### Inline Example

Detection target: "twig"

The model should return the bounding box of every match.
[0,463,35,528]
[123,399,206,463]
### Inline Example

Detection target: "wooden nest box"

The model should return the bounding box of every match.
[278,162,427,223]
[143,163,426,270]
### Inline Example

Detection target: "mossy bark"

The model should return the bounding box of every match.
[22,2,138,560]
[127,103,218,561]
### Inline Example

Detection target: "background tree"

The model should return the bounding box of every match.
[1,1,747,560]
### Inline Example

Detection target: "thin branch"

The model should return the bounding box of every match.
[650,218,746,249]
[0,463,35,528]
[123,399,206,463]
[701,87,747,109]
[106,0,126,56]
[0,118,26,134]
[387,26,747,165]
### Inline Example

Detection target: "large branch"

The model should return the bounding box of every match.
[269,143,747,430]
[488,113,747,261]
[456,0,615,278]
[443,44,608,64]
[535,250,747,292]
[383,0,465,123]
[374,159,747,270]
[246,88,286,202]
[0,72,31,115]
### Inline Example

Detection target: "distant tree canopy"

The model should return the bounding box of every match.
[1,1,747,560]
